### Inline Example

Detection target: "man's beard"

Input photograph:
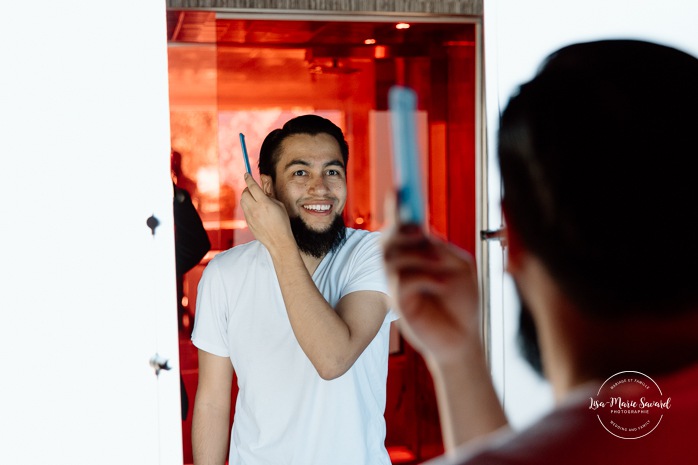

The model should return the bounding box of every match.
[515,283,545,378]
[289,214,347,259]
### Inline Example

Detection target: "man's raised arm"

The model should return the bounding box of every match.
[240,173,389,380]
[382,224,508,451]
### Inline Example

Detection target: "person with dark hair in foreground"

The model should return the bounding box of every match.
[383,40,698,464]
[191,115,396,465]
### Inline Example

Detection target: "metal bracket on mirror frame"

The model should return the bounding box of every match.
[149,353,171,376]
[481,227,507,248]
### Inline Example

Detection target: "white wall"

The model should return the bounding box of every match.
[0,2,182,464]
[483,0,698,429]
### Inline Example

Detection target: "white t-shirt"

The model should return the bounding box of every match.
[192,228,396,465]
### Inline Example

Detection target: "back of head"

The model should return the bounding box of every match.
[258,114,349,180]
[498,39,698,317]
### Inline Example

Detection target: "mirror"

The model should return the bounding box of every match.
[167,10,481,463]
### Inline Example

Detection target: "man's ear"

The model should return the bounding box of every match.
[261,174,274,197]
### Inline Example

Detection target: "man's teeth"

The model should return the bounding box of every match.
[304,204,331,212]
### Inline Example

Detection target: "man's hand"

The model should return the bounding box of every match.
[240,173,295,254]
[382,221,508,450]
[382,224,482,366]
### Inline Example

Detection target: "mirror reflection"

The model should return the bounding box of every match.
[166,11,480,464]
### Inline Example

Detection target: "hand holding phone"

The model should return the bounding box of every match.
[389,86,425,225]
[239,133,252,174]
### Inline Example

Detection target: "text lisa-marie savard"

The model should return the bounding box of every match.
[589,397,671,412]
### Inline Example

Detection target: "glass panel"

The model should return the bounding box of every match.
[167,13,479,464]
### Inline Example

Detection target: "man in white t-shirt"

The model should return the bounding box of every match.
[191,115,396,465]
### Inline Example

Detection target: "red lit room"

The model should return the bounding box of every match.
[166,10,480,464]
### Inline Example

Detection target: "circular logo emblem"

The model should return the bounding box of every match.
[589,371,671,439]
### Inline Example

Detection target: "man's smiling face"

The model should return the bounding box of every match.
[263,132,347,233]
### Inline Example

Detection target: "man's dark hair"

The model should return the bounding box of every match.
[498,39,698,317]
[258,115,349,181]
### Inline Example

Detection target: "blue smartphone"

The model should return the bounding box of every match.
[239,133,252,174]
[389,86,425,225]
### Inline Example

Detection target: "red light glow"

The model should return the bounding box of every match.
[364,38,377,45]
[387,446,417,463]
[395,23,410,30]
